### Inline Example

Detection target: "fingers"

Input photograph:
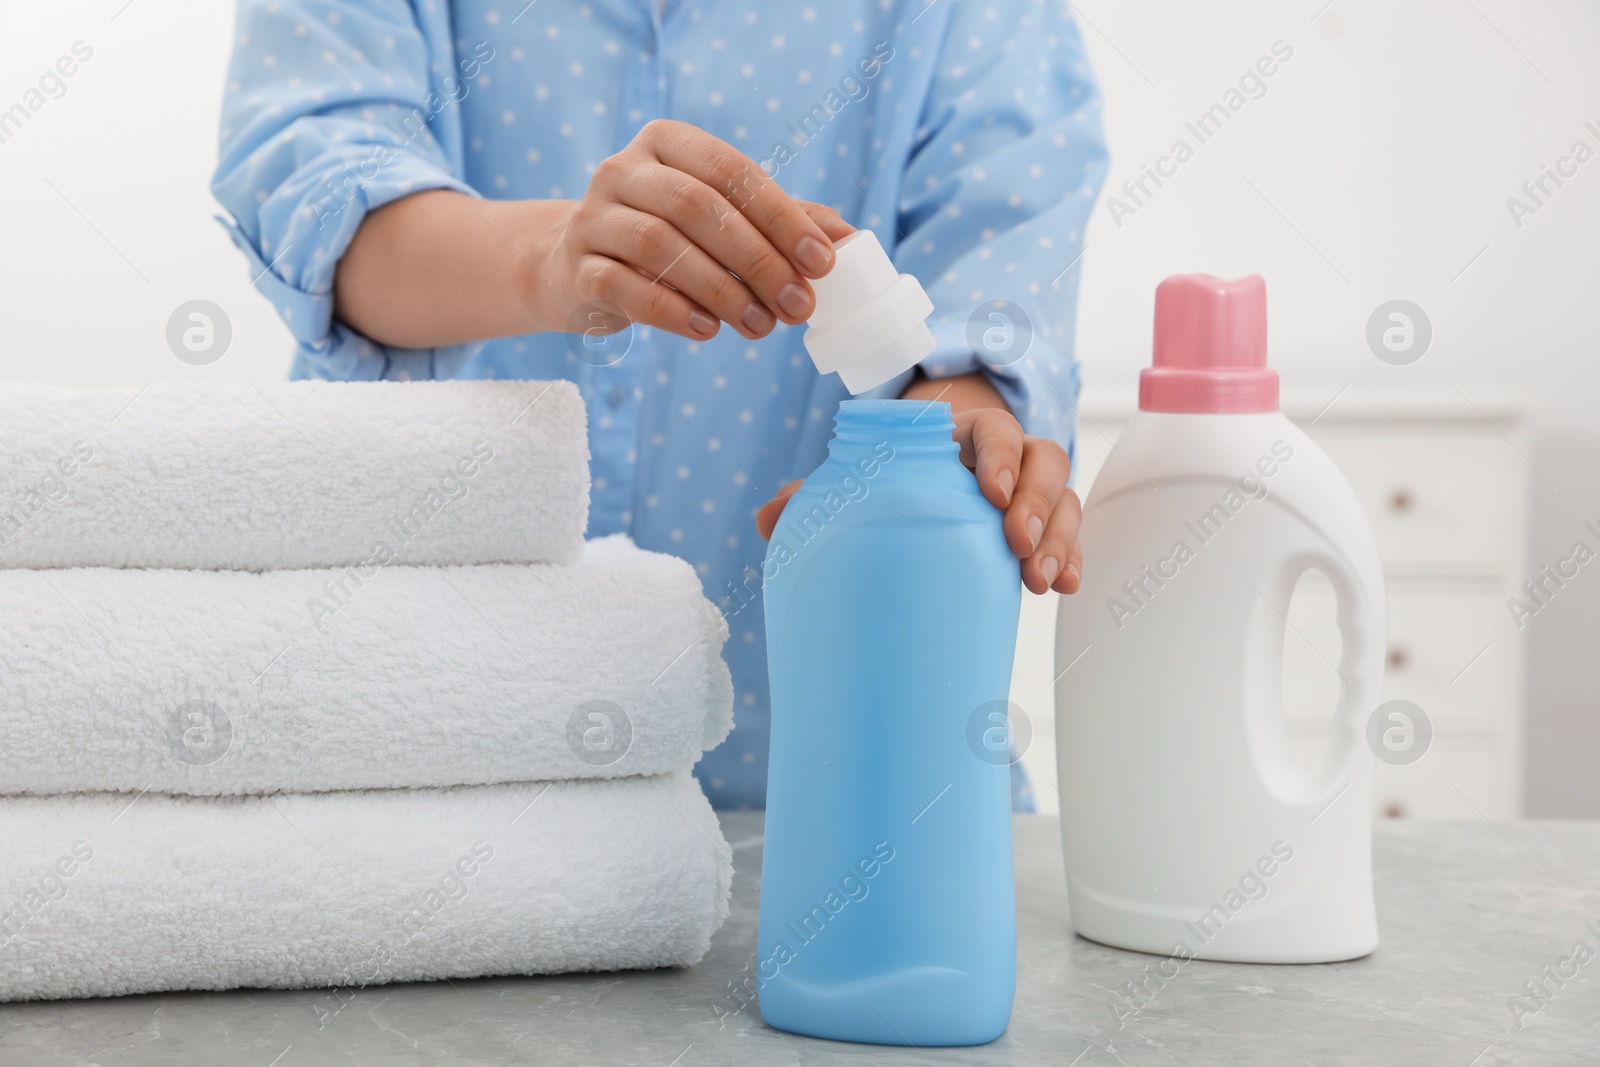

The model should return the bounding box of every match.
[585,203,775,339]
[1002,437,1072,565]
[572,253,718,341]
[949,407,1082,593]
[643,121,837,278]
[615,162,819,326]
[953,408,1025,511]
[1062,537,1084,594]
[593,123,855,331]
[756,480,804,540]
[799,200,856,243]
[621,122,840,326]
[1024,488,1083,595]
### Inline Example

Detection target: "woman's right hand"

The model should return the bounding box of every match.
[539,119,855,342]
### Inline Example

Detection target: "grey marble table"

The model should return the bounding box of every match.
[2,814,1597,1066]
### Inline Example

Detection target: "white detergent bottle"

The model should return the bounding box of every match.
[1055,273,1383,964]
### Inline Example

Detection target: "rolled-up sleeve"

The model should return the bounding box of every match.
[211,0,489,380]
[889,0,1107,463]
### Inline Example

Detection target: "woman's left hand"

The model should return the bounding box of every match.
[756,405,1082,596]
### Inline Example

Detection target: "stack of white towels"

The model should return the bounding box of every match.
[0,380,734,1002]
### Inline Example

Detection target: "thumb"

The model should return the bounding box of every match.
[756,480,805,539]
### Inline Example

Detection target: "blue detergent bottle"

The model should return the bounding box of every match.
[757,397,1021,1046]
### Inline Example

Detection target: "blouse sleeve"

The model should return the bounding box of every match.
[211,0,492,379]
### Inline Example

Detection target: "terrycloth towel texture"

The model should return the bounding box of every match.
[0,380,589,570]
[0,537,733,796]
[0,773,732,1002]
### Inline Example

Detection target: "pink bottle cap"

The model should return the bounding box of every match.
[1139,274,1279,414]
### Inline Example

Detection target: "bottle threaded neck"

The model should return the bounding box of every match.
[829,399,956,452]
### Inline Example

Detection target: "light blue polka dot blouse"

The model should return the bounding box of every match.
[213,0,1107,810]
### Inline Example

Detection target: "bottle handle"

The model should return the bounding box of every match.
[1247,549,1381,807]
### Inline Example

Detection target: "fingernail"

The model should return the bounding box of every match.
[777,283,812,320]
[794,236,832,275]
[1026,515,1043,552]
[741,304,774,335]
[997,469,1015,503]
[1066,562,1080,585]
[1040,556,1060,587]
[688,309,718,336]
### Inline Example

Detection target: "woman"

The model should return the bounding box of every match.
[214,0,1107,808]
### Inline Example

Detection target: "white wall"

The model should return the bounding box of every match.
[1073,0,1600,424]
[0,1,293,385]
[2,1,1597,811]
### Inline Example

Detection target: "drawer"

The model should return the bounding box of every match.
[1304,429,1507,570]
[1381,591,1503,724]
[1374,746,1513,820]
[1282,577,1505,728]
[1283,739,1513,819]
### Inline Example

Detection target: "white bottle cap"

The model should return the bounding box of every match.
[802,231,935,395]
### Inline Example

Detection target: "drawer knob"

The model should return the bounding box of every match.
[1389,488,1414,514]
[1387,646,1410,670]
[1383,801,1407,819]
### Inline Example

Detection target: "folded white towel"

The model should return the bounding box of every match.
[0,537,732,796]
[0,380,589,570]
[0,773,731,1002]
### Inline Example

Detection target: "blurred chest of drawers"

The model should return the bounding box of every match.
[1061,387,1531,820]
